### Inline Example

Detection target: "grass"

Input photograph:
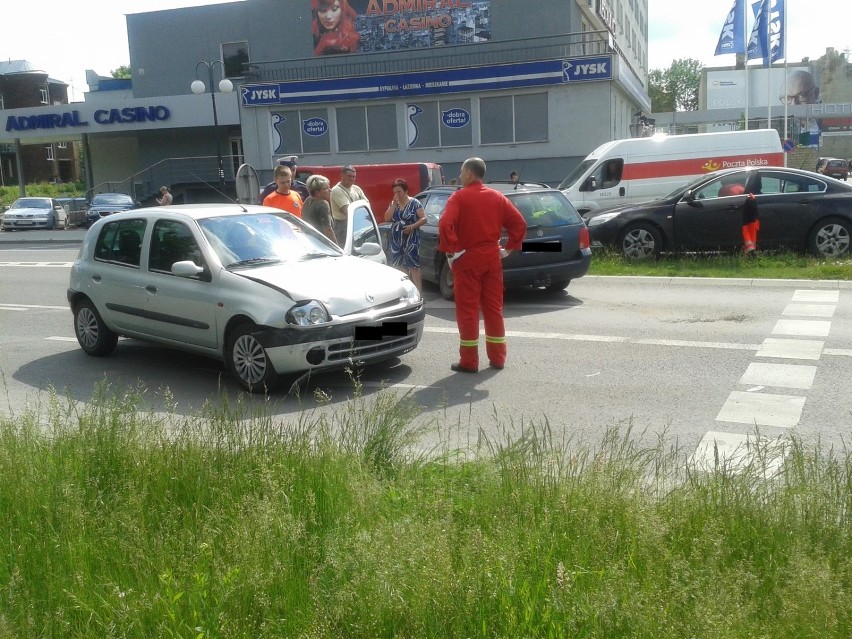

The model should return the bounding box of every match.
[0,381,850,638]
[589,248,852,280]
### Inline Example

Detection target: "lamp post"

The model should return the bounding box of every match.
[190,60,233,190]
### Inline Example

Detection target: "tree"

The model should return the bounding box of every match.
[111,66,131,79]
[648,58,702,112]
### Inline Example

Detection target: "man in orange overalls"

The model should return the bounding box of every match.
[438,158,527,373]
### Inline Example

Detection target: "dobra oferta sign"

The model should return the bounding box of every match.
[5,106,170,132]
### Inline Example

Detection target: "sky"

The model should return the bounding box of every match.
[2,0,851,101]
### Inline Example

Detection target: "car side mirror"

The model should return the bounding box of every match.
[171,261,204,277]
[583,176,597,192]
[355,242,382,257]
[683,190,696,203]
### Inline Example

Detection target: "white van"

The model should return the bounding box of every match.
[559,130,784,214]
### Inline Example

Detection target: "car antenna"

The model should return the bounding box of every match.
[187,171,248,212]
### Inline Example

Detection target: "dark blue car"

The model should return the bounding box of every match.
[85,193,139,227]
[380,182,592,300]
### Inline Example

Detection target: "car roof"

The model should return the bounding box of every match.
[97,203,274,222]
[419,182,558,196]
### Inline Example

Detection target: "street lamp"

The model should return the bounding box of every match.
[190,60,234,190]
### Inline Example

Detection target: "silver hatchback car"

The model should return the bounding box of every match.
[67,204,424,392]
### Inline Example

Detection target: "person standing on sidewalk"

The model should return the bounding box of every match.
[438,157,526,373]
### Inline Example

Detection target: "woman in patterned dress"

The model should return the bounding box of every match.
[384,178,426,294]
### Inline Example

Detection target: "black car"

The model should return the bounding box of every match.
[585,166,852,260]
[380,183,591,299]
[85,193,139,227]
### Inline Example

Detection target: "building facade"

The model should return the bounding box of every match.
[0,61,79,186]
[0,0,651,199]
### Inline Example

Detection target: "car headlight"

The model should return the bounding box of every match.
[286,300,331,326]
[586,211,620,227]
[401,279,421,303]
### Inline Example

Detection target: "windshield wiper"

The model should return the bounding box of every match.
[227,257,281,268]
[300,252,334,261]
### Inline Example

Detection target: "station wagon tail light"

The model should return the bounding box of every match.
[286,300,331,326]
[579,225,590,250]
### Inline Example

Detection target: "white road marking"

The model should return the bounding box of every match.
[771,319,832,337]
[45,337,77,342]
[689,431,788,476]
[756,338,824,360]
[716,390,807,428]
[0,303,67,311]
[792,290,840,303]
[0,262,73,267]
[781,303,836,318]
[739,362,817,390]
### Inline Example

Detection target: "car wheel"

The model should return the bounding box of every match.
[809,217,851,258]
[227,323,280,393]
[618,223,662,260]
[438,259,454,300]
[546,279,571,291]
[74,299,118,356]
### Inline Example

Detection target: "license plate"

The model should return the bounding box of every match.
[18,221,34,225]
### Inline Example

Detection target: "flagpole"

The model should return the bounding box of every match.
[744,1,749,131]
[783,0,789,165]
[766,0,772,131]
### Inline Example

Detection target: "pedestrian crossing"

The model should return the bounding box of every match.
[690,289,841,474]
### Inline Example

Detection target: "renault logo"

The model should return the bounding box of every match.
[536,229,544,237]
[365,292,374,302]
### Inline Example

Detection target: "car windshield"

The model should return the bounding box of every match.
[199,212,343,267]
[91,193,134,206]
[11,198,50,209]
[558,159,596,190]
[509,191,583,226]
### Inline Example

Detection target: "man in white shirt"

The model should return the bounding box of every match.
[330,165,366,246]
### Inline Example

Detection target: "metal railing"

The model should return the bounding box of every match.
[87,156,239,202]
[244,31,613,84]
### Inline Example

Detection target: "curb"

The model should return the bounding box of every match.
[582,275,852,289]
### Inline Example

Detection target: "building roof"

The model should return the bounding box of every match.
[0,59,67,85]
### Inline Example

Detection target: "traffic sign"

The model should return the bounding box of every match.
[782,138,795,152]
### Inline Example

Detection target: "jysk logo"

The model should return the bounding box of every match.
[241,84,280,105]
[302,117,328,137]
[441,109,470,128]
[562,56,613,82]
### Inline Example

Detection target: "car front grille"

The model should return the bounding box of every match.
[326,326,419,362]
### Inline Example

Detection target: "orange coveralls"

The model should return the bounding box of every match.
[438,181,527,370]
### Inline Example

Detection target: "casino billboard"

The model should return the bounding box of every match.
[310,0,490,56]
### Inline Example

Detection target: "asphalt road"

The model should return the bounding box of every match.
[2,231,851,467]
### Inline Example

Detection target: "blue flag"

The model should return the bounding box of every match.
[715,0,745,56]
[748,0,785,64]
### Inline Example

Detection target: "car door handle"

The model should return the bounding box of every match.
[91,274,102,283]
[146,285,158,294]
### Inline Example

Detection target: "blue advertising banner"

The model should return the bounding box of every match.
[241,56,613,107]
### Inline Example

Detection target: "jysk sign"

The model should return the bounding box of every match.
[563,57,612,82]
[242,57,612,106]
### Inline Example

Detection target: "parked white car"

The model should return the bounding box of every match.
[2,197,68,230]
[67,203,423,392]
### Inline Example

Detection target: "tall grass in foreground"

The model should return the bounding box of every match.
[590,248,852,280]
[0,384,850,638]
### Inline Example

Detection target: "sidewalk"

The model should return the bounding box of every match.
[0,228,87,245]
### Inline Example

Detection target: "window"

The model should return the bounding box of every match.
[40,87,49,104]
[336,104,397,152]
[149,220,203,273]
[94,219,147,268]
[221,41,249,78]
[271,108,331,155]
[421,193,451,225]
[57,142,67,149]
[480,93,548,145]
[350,204,379,248]
[0,94,4,110]
[407,99,472,149]
[45,146,55,161]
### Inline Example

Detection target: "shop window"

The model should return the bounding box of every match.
[407,99,472,149]
[481,92,548,145]
[336,105,397,152]
[271,108,331,155]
